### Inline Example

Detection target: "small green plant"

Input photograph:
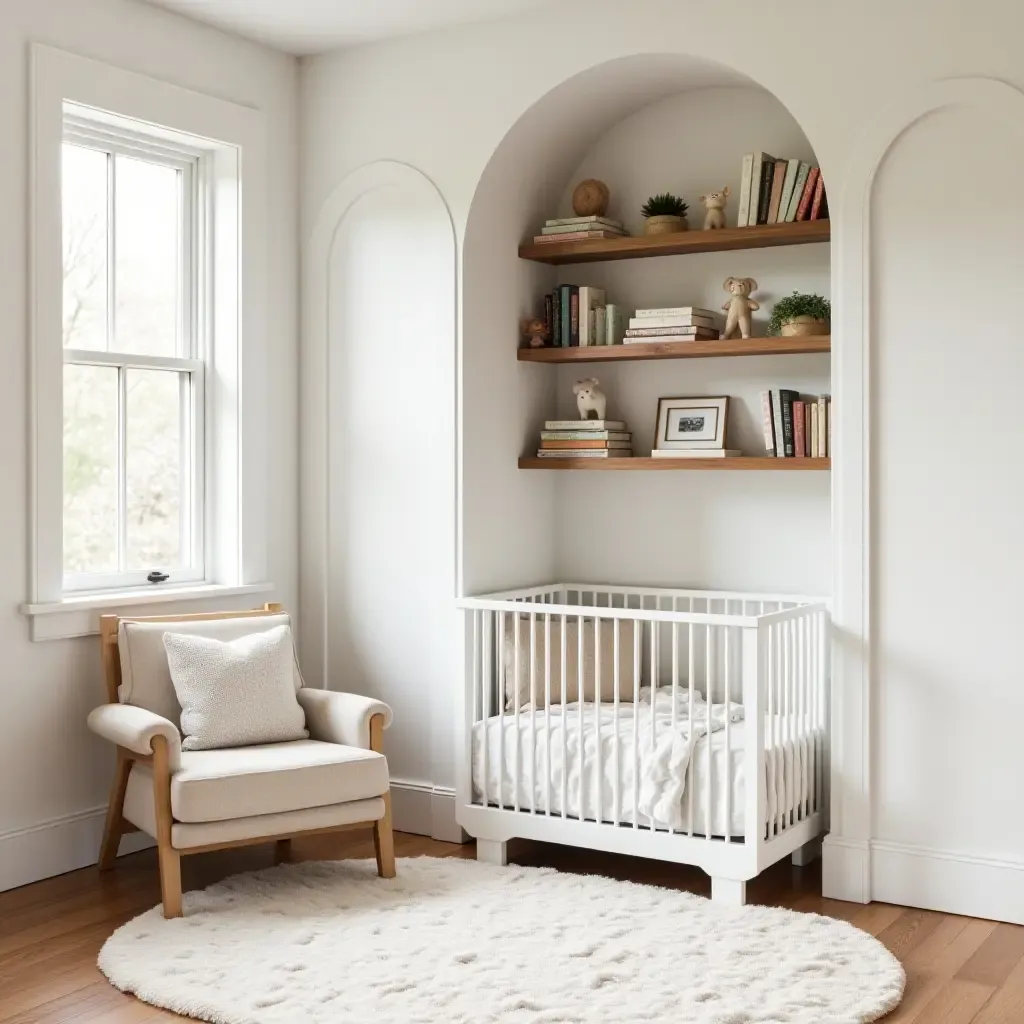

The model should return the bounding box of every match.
[768,291,831,335]
[641,193,689,219]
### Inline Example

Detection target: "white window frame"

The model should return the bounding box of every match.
[25,45,272,640]
[62,116,208,593]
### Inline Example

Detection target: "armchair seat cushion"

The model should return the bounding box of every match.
[128,739,390,824]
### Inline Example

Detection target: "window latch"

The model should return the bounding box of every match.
[146,571,170,585]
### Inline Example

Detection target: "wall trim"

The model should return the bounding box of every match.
[825,76,1024,906]
[390,779,467,845]
[0,806,153,893]
[871,840,1024,925]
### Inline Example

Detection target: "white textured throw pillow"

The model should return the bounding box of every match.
[163,625,308,751]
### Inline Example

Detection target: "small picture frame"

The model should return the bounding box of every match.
[653,396,730,451]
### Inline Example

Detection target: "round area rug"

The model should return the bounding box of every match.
[99,857,904,1024]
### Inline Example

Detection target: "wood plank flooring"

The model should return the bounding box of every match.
[0,831,1021,1022]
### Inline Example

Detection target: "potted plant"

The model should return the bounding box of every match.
[768,291,831,337]
[641,193,689,236]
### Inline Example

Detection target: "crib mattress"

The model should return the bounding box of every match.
[471,707,820,838]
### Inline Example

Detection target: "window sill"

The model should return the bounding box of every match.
[20,582,276,641]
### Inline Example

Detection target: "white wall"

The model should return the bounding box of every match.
[0,0,298,889]
[301,0,1024,920]
[551,86,830,594]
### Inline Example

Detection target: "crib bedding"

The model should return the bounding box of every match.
[471,701,820,837]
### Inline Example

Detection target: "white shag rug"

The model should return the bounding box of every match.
[99,857,904,1024]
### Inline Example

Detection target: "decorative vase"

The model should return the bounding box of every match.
[643,215,688,236]
[780,316,829,337]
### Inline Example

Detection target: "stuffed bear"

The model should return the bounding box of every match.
[521,317,549,348]
[720,277,759,339]
[700,185,731,230]
[573,377,607,421]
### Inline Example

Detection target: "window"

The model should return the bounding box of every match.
[27,46,272,639]
[61,120,205,591]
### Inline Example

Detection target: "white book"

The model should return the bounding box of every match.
[604,305,627,345]
[628,315,716,329]
[578,287,606,346]
[810,402,819,458]
[544,215,625,229]
[541,222,626,236]
[594,310,607,346]
[651,449,742,459]
[536,449,630,459]
[784,162,811,222]
[545,419,626,430]
[736,153,754,227]
[635,306,717,319]
[817,396,830,457]
[775,159,801,224]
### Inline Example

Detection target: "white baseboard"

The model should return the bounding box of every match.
[822,834,871,904]
[0,806,154,893]
[390,779,468,845]
[871,840,1024,926]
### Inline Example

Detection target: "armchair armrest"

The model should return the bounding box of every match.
[87,704,182,772]
[297,689,393,750]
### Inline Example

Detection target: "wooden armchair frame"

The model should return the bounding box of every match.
[97,603,395,918]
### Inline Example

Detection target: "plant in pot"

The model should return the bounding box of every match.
[768,291,831,337]
[641,193,689,236]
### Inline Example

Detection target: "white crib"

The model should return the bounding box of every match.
[456,583,829,905]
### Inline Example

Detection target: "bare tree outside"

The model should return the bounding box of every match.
[62,143,191,580]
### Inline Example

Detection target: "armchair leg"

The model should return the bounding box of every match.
[98,752,132,871]
[373,792,396,879]
[274,839,292,865]
[158,845,183,919]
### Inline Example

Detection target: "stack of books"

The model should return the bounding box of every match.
[536,419,632,459]
[761,390,831,458]
[736,154,827,228]
[532,215,628,245]
[542,285,627,347]
[624,306,719,344]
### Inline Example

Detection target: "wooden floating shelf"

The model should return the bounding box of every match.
[519,457,831,471]
[519,220,830,265]
[518,335,830,363]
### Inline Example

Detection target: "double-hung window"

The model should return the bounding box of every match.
[62,118,206,591]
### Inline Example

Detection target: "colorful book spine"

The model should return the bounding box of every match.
[533,230,621,243]
[604,305,626,345]
[760,391,776,455]
[777,159,800,225]
[559,285,571,348]
[543,293,553,338]
[784,163,810,222]
[541,430,631,441]
[810,174,826,220]
[749,153,771,227]
[569,288,580,347]
[540,439,632,450]
[756,159,776,224]
[628,315,716,329]
[767,160,787,224]
[635,306,717,318]
[771,389,786,458]
[796,167,820,221]
[736,153,754,227]
[624,326,718,338]
[544,215,624,228]
[780,390,798,457]
[810,402,819,458]
[551,289,561,347]
[541,222,625,235]
[793,400,806,457]
[817,396,830,456]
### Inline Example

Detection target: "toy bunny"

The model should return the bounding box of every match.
[700,185,731,230]
[720,277,759,339]
[573,378,607,421]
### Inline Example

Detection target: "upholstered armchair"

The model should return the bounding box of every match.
[87,604,395,918]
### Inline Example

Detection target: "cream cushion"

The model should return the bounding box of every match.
[117,613,302,725]
[164,626,308,751]
[503,616,640,709]
[124,739,389,824]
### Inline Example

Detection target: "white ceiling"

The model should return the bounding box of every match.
[141,0,564,55]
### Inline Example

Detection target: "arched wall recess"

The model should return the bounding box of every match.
[824,77,1024,908]
[301,161,460,837]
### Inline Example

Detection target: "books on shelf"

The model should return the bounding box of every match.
[736,154,827,227]
[541,292,628,347]
[538,419,632,458]
[760,390,830,457]
[623,328,719,344]
[533,215,628,244]
[634,306,716,319]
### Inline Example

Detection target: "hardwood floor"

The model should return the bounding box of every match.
[1,831,1021,1022]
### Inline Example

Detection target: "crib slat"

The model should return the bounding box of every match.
[687,610,695,838]
[577,611,585,822]
[479,611,487,809]
[544,613,552,815]
[513,613,522,814]
[705,619,713,841]
[671,615,678,836]
[497,611,506,812]
[724,606,732,844]
[613,617,621,827]
[595,614,603,825]
[632,610,641,829]
[560,613,568,820]
[650,612,658,831]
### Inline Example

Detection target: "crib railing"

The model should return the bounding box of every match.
[457,584,829,864]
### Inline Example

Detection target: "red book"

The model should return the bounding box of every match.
[793,400,806,457]
[796,167,820,221]
[810,174,826,220]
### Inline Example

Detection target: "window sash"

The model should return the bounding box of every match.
[61,123,207,593]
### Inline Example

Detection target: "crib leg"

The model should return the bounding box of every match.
[476,839,508,866]
[792,838,823,867]
[711,877,746,906]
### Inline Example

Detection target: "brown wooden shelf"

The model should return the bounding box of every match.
[519,220,830,265]
[519,457,831,471]
[518,335,829,363]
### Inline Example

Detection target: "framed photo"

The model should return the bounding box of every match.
[653,396,730,451]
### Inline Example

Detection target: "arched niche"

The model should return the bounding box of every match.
[461,54,830,597]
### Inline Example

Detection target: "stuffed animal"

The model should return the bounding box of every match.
[521,317,549,349]
[720,277,759,339]
[700,186,731,230]
[573,377,607,421]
